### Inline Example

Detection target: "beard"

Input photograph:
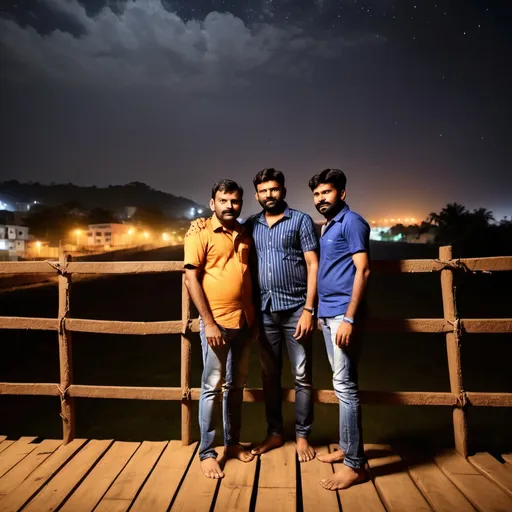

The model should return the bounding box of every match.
[315,199,344,218]
[258,198,284,214]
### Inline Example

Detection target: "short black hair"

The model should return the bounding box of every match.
[211,179,244,199]
[308,169,347,192]
[253,168,285,190]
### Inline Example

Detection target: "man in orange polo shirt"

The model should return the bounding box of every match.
[184,179,255,479]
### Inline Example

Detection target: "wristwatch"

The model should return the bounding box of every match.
[303,307,316,315]
[343,316,354,324]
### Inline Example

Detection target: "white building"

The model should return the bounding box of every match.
[87,223,133,247]
[0,224,30,256]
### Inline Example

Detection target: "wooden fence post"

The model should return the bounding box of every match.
[58,252,75,444]
[181,273,192,445]
[439,245,468,457]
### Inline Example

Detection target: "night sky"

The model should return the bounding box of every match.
[0,0,511,221]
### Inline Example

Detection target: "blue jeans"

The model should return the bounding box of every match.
[198,319,251,461]
[259,306,313,438]
[320,315,366,469]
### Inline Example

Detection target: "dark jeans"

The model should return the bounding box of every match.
[259,306,313,438]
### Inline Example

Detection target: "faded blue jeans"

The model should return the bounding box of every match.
[320,315,366,469]
[259,306,313,439]
[198,319,251,461]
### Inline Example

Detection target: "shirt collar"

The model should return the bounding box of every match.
[322,204,350,236]
[332,203,350,223]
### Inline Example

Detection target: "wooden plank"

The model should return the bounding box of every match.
[66,261,184,274]
[367,444,432,511]
[502,453,512,465]
[130,441,196,512]
[0,438,86,512]
[0,443,14,456]
[171,447,222,512]
[328,444,386,512]
[58,252,75,444]
[214,449,258,512]
[0,438,6,444]
[181,273,193,445]
[467,392,512,407]
[0,440,61,498]
[0,317,58,331]
[66,318,184,335]
[95,441,167,512]
[440,246,468,458]
[435,449,512,512]
[404,453,475,512]
[0,261,59,274]
[60,441,140,512]
[22,439,113,512]
[256,442,296,512]
[300,446,339,512]
[0,383,59,396]
[468,452,512,499]
[68,384,182,400]
[0,437,38,479]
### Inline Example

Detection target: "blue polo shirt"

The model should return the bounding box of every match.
[245,204,318,312]
[318,204,370,318]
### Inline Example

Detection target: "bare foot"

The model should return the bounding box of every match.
[251,434,284,455]
[200,458,224,479]
[296,437,315,462]
[320,465,369,491]
[317,449,345,463]
[225,444,255,463]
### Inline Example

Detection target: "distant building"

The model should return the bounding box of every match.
[0,224,30,257]
[87,223,132,247]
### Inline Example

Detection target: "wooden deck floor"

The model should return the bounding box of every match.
[0,436,511,511]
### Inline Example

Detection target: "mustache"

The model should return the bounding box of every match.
[317,201,331,207]
[221,209,235,215]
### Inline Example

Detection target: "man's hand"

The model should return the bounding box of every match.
[335,320,353,348]
[185,218,207,237]
[204,322,225,347]
[294,311,314,341]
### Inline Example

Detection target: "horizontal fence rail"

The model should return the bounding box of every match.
[1,316,511,334]
[0,247,511,457]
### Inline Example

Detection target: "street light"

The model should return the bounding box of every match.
[36,241,41,257]
[144,232,149,241]
[75,229,82,247]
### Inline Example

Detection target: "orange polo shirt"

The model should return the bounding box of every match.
[184,215,254,329]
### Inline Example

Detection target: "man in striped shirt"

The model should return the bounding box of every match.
[247,168,319,462]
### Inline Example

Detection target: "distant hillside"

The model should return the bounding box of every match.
[0,181,206,219]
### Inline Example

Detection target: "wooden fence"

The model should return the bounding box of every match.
[0,246,511,458]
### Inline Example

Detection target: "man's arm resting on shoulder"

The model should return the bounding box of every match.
[184,267,224,347]
[294,250,318,340]
[185,218,207,237]
[336,251,370,347]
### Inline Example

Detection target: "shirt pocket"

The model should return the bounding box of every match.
[323,237,346,261]
[281,231,297,250]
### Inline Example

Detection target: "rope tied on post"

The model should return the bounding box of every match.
[181,387,191,400]
[447,318,462,342]
[434,258,491,274]
[45,259,69,276]
[57,385,71,422]
[457,391,469,408]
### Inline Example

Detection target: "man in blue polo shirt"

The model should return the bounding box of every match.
[309,168,371,490]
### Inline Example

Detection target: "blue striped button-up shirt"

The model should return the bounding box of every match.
[244,204,318,312]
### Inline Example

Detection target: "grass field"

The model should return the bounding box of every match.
[1,243,510,454]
